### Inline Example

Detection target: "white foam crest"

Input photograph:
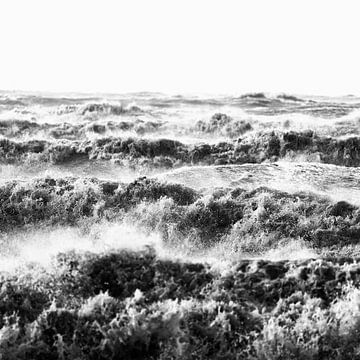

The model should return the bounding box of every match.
[0,162,142,184]
[158,161,360,205]
[0,223,163,273]
[233,108,360,137]
[337,107,360,122]
[262,239,317,261]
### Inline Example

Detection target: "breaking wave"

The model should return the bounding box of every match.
[3,130,360,170]
[2,91,360,359]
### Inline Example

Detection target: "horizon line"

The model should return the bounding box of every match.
[0,88,358,99]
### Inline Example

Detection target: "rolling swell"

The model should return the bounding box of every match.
[0,118,165,140]
[79,102,143,116]
[1,176,359,255]
[0,177,197,229]
[3,131,360,168]
[230,93,360,118]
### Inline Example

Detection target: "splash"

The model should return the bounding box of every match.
[0,222,162,273]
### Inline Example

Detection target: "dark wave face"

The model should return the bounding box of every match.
[2,91,360,359]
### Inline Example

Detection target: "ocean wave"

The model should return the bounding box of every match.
[276,93,305,102]
[128,185,360,253]
[3,109,360,144]
[194,113,252,138]
[55,104,79,115]
[233,130,360,167]
[18,95,102,107]
[158,162,360,204]
[3,93,360,145]
[0,118,167,141]
[1,176,359,254]
[236,92,307,104]
[0,177,197,230]
[2,174,360,358]
[2,234,360,358]
[230,93,360,118]
[240,92,268,100]
[147,95,224,108]
[2,92,360,120]
[0,97,26,107]
[3,90,360,359]
[0,119,42,138]
[146,92,307,108]
[79,102,143,116]
[3,131,360,168]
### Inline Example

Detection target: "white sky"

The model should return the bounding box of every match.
[0,0,359,96]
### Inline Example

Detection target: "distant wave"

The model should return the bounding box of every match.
[0,117,165,140]
[147,96,223,108]
[276,93,305,102]
[0,119,41,137]
[227,93,360,118]
[19,95,103,106]
[0,98,26,106]
[2,92,360,121]
[240,92,268,100]
[193,113,253,138]
[238,92,307,102]
[4,108,360,142]
[79,102,143,116]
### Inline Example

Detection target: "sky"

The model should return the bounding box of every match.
[0,0,359,96]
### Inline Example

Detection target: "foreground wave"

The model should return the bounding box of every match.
[2,246,360,359]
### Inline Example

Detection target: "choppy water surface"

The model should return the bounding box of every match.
[1,91,360,259]
[2,91,360,359]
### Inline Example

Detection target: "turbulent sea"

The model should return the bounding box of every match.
[2,91,360,359]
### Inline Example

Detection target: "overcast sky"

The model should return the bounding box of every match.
[0,0,359,96]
